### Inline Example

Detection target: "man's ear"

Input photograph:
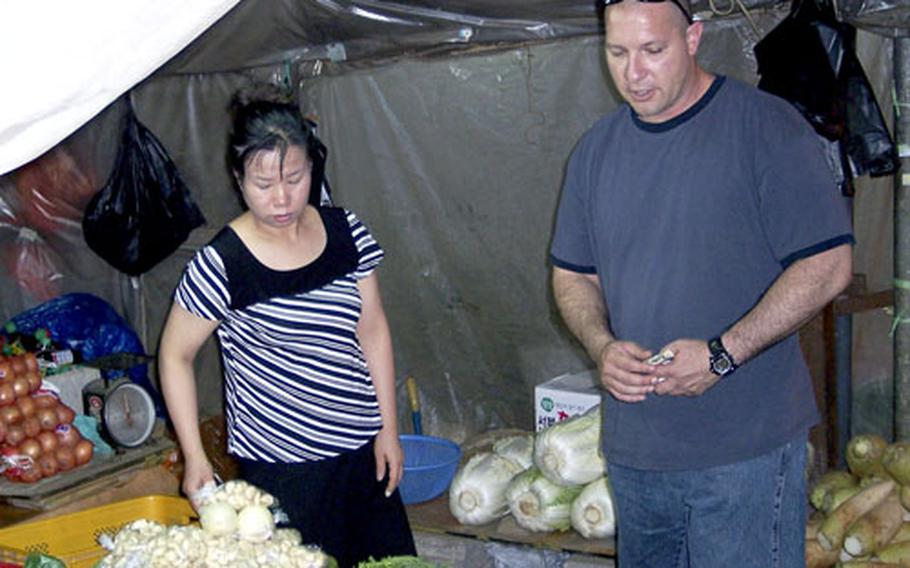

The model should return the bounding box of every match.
[686,21,704,56]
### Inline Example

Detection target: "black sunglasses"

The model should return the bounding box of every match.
[602,0,694,24]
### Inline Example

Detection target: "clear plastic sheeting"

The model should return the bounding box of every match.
[159,0,805,75]
[0,106,134,334]
[0,5,896,448]
[159,0,605,74]
[300,16,784,442]
[841,0,910,37]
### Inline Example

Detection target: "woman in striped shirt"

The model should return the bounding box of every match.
[158,91,415,566]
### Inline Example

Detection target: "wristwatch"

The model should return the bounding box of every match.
[708,336,737,377]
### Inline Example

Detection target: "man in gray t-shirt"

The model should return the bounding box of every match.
[549,0,853,565]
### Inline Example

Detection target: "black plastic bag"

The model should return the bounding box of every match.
[83,102,205,276]
[754,4,843,141]
[754,0,898,189]
[843,51,900,178]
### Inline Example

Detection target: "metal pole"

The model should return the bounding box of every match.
[835,312,852,465]
[893,38,910,441]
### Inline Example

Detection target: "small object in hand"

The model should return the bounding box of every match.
[191,480,218,509]
[646,349,675,366]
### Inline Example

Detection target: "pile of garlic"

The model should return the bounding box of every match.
[96,519,327,568]
[197,479,275,510]
[97,480,331,568]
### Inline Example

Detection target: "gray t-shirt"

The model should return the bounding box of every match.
[550,76,853,470]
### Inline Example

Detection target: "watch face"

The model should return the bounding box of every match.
[712,355,732,375]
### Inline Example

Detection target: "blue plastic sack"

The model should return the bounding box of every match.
[6,292,166,419]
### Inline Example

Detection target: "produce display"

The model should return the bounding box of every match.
[505,467,583,532]
[0,352,92,483]
[98,480,333,567]
[534,407,606,487]
[448,407,617,539]
[570,477,616,539]
[448,451,525,525]
[807,433,910,567]
[491,434,534,470]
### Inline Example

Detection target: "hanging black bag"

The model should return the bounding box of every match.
[754,0,898,190]
[83,101,205,276]
[842,49,900,178]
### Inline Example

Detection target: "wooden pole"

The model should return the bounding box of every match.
[893,37,910,440]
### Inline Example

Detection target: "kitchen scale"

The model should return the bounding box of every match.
[83,376,157,448]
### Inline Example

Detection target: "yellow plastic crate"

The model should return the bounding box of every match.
[0,495,196,567]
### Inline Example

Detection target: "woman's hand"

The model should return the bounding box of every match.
[183,455,216,510]
[374,426,404,497]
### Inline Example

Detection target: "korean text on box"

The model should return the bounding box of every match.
[535,369,602,432]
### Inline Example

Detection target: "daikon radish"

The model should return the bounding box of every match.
[825,485,865,515]
[899,484,910,514]
[806,511,824,541]
[843,493,904,557]
[882,442,910,485]
[805,538,839,568]
[876,539,910,565]
[818,479,896,551]
[847,435,889,479]
[887,522,910,545]
[811,470,858,511]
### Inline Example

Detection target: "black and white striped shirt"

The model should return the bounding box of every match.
[175,207,384,462]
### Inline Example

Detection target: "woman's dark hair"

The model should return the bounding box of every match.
[228,87,327,207]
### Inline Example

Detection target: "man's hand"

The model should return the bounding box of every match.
[597,339,660,402]
[651,338,722,397]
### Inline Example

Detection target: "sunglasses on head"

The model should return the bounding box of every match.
[602,0,694,24]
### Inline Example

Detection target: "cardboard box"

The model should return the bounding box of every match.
[534,369,602,432]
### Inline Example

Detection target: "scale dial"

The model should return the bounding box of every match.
[103,381,156,447]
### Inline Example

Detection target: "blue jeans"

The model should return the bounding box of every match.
[607,433,807,568]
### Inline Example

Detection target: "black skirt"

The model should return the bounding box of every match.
[236,439,417,568]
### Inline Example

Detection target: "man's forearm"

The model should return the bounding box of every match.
[723,244,852,365]
[552,267,615,360]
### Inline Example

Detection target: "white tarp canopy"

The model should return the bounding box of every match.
[0,0,240,176]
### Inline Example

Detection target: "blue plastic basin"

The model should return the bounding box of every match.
[398,434,462,505]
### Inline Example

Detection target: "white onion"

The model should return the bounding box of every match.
[237,504,275,542]
[199,501,238,537]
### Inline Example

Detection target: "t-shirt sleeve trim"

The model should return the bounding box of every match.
[550,254,597,274]
[174,246,229,321]
[780,234,855,269]
[346,209,384,279]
